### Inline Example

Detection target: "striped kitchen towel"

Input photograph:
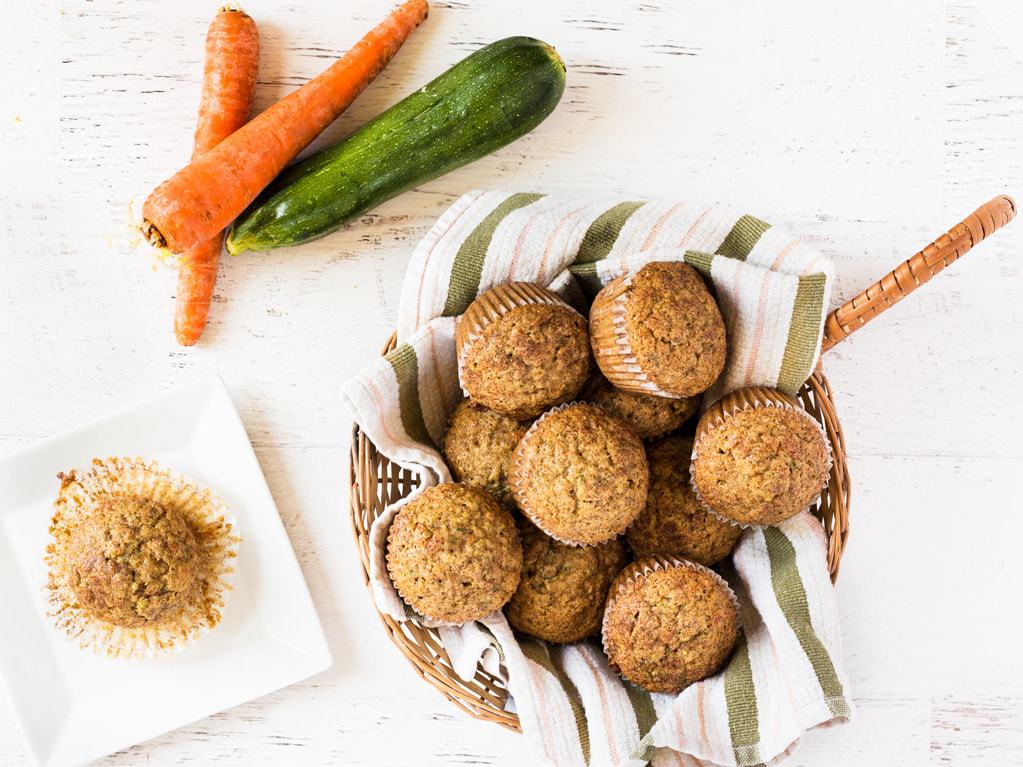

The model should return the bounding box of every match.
[341,191,851,767]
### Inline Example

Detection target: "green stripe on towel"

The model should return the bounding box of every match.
[717,215,771,262]
[724,635,764,767]
[567,262,605,299]
[776,272,827,393]
[568,201,646,298]
[520,639,591,765]
[683,250,715,279]
[763,527,848,717]
[625,681,659,762]
[624,681,658,740]
[575,201,646,263]
[385,343,435,449]
[441,192,545,317]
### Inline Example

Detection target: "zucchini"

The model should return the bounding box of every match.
[227,36,566,254]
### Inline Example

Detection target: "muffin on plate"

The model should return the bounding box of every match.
[506,520,627,643]
[583,374,698,439]
[46,457,239,659]
[386,483,522,625]
[443,400,531,506]
[627,435,741,566]
[602,556,739,694]
[691,386,831,526]
[510,403,648,546]
[456,282,590,419]
[589,261,727,398]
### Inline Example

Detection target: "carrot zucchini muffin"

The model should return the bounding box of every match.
[46,457,239,659]
[386,483,522,625]
[456,282,590,419]
[602,556,738,694]
[443,400,531,506]
[505,520,627,643]
[583,374,698,439]
[627,435,741,565]
[692,387,830,526]
[64,495,201,628]
[510,402,648,546]
[589,261,727,398]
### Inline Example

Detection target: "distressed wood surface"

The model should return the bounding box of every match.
[2,0,1022,765]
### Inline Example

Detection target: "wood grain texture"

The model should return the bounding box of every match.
[1,0,1022,765]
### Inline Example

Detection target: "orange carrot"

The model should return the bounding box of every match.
[143,0,429,255]
[175,6,260,346]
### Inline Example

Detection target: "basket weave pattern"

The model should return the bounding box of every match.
[348,195,1013,732]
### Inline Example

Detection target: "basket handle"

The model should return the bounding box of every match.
[821,195,1016,352]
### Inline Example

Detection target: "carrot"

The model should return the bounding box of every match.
[175,6,260,346]
[142,0,429,255]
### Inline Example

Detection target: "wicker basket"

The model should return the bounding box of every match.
[348,195,1015,733]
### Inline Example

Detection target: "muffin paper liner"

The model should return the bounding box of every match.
[45,457,240,660]
[689,386,834,529]
[509,402,634,548]
[600,555,741,682]
[455,282,582,398]
[589,273,686,399]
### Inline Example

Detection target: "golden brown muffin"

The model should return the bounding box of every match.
[583,374,698,439]
[443,400,531,505]
[64,495,201,628]
[602,557,738,693]
[692,388,830,526]
[627,435,741,565]
[590,262,727,398]
[506,521,627,643]
[510,403,648,546]
[46,458,238,658]
[457,283,591,419]
[386,483,522,624]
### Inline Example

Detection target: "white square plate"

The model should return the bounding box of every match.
[0,375,332,766]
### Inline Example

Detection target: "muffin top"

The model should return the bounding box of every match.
[506,521,627,643]
[386,483,522,624]
[584,375,698,439]
[510,403,648,545]
[65,495,201,628]
[603,559,738,693]
[622,262,727,397]
[459,297,590,419]
[443,400,531,505]
[627,435,741,565]
[693,404,829,526]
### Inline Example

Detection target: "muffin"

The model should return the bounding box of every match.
[510,403,648,546]
[65,495,201,628]
[589,261,727,398]
[456,282,591,419]
[443,400,531,505]
[691,387,831,526]
[583,374,698,439]
[506,521,627,643]
[386,483,522,624]
[602,557,738,693]
[627,435,741,565]
[46,457,239,658]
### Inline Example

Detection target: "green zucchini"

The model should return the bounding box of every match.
[227,36,565,254]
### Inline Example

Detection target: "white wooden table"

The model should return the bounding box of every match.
[2,1,1022,764]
